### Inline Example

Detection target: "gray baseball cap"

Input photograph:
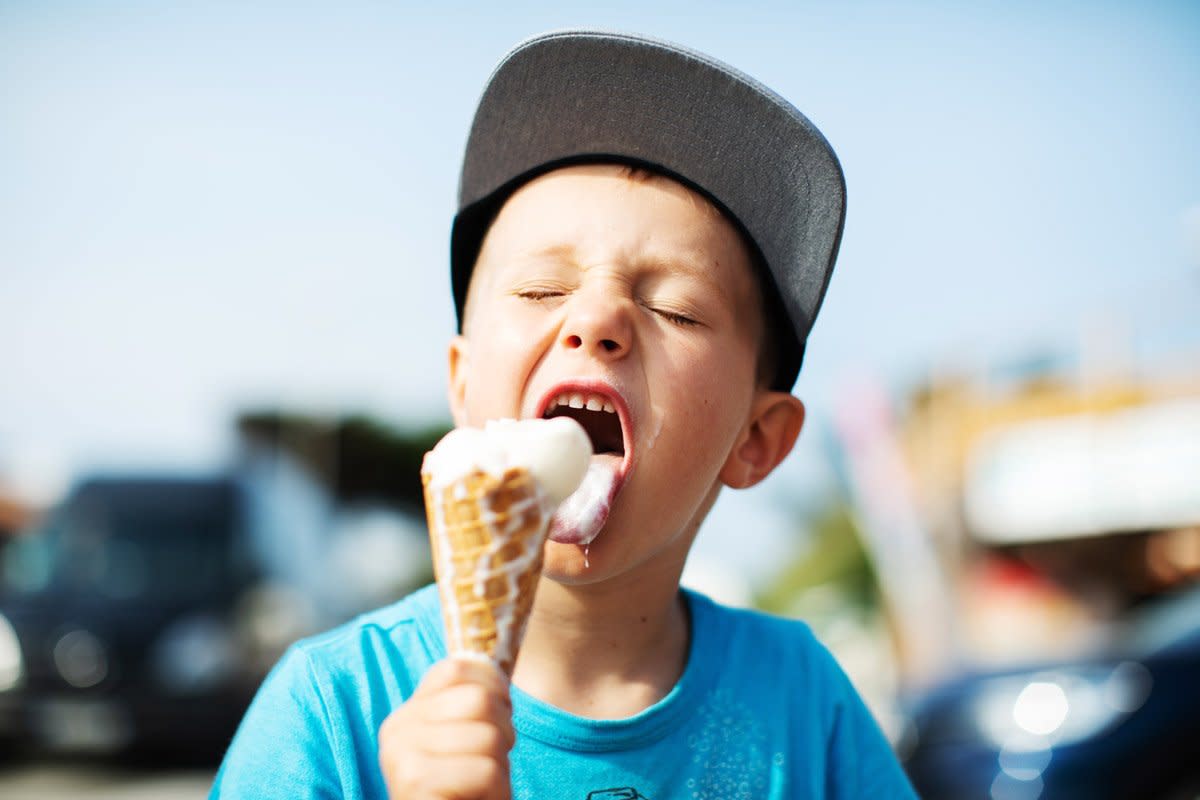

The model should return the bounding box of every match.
[450,29,846,390]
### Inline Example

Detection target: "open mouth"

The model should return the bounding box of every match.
[535,382,633,547]
[541,391,625,458]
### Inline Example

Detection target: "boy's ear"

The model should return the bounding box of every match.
[719,391,805,489]
[446,335,470,427]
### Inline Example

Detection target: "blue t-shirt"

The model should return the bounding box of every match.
[211,585,917,799]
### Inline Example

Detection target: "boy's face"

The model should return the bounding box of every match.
[448,164,798,586]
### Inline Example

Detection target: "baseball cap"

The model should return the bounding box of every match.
[450,29,846,390]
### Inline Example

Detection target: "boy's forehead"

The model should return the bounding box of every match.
[460,163,765,336]
[478,164,753,286]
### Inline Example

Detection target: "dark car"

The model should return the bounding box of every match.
[0,476,265,758]
[901,585,1200,800]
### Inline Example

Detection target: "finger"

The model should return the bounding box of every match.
[415,657,510,698]
[421,683,513,725]
[421,719,515,758]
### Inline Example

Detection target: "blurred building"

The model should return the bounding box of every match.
[232,409,448,622]
[886,360,1200,676]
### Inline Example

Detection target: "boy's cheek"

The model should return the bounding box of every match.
[458,344,529,423]
[674,352,757,456]
[451,336,524,424]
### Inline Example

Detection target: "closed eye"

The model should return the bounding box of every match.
[651,307,700,327]
[513,286,568,302]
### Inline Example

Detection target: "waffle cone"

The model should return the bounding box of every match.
[422,466,549,675]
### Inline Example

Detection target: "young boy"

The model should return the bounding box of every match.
[212,30,918,799]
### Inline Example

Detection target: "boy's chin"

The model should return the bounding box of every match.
[538,540,608,585]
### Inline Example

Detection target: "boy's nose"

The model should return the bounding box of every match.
[560,292,632,360]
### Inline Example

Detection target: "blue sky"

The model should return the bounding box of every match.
[3,1,1198,577]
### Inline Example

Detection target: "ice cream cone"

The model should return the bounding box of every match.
[423,465,549,676]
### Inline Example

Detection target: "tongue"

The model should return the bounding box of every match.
[547,457,620,545]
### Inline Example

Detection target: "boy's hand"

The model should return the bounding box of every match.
[379,657,516,800]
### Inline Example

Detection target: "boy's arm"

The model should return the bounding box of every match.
[824,665,919,800]
[209,647,343,799]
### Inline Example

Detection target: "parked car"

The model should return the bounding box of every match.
[901,584,1200,800]
[0,476,267,758]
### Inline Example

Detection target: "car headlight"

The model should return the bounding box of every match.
[151,615,238,694]
[0,612,23,691]
[973,662,1152,752]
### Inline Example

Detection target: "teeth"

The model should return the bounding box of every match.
[550,392,618,414]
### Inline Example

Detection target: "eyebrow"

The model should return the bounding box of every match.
[527,243,578,262]
[635,252,735,304]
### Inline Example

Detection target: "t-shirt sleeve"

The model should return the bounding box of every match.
[209,646,344,799]
[822,654,919,799]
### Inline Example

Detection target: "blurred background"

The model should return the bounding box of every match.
[2,1,1198,797]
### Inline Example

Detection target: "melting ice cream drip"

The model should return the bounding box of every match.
[473,486,547,668]
[429,473,556,669]
[470,489,544,599]
[548,460,618,545]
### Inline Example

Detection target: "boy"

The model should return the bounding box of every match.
[212,30,918,799]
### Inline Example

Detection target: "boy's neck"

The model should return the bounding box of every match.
[512,562,691,720]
